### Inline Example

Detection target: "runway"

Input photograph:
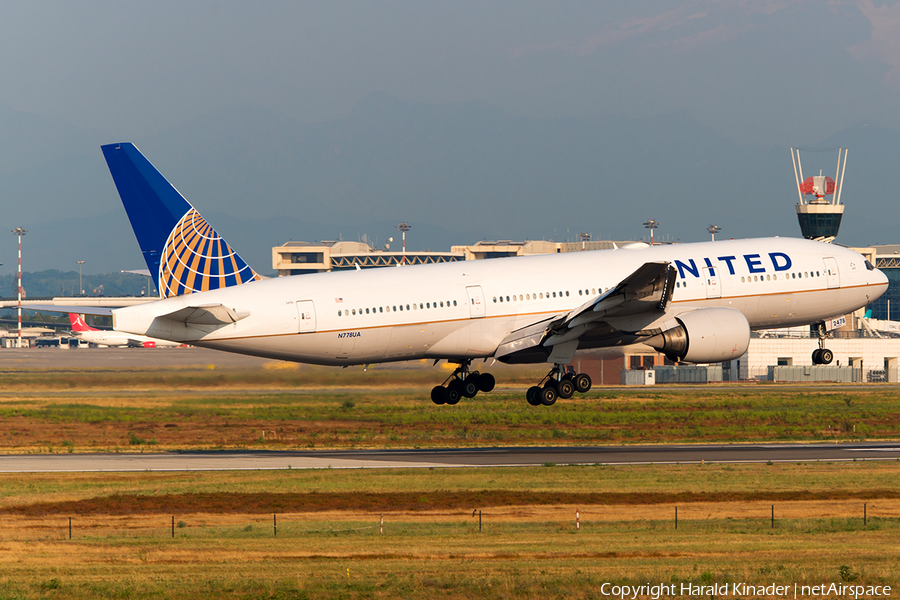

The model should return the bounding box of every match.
[3,442,900,473]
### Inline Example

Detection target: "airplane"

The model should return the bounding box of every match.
[90,142,887,406]
[67,313,181,348]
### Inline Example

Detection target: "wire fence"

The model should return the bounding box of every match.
[3,501,898,541]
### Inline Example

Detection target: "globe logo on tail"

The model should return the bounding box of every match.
[158,209,259,298]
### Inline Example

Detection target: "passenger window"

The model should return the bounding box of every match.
[565,291,569,297]
[406,304,410,311]
[440,301,444,307]
[338,310,342,316]
[453,300,457,306]
[352,309,356,315]
[380,307,384,313]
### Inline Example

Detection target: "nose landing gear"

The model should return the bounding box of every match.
[812,323,834,365]
[526,365,592,406]
[431,359,495,405]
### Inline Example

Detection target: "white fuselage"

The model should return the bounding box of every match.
[74,329,182,348]
[112,237,888,365]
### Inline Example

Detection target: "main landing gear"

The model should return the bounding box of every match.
[812,323,834,365]
[431,360,495,405]
[525,365,592,407]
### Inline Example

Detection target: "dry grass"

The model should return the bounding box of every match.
[1,366,898,597]
[0,464,898,597]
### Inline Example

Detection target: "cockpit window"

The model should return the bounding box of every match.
[865,260,875,271]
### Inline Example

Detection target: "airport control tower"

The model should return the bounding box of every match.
[791,147,848,243]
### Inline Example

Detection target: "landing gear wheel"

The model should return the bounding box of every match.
[443,381,462,405]
[477,372,495,393]
[820,349,834,365]
[539,385,558,406]
[812,349,822,365]
[526,386,543,406]
[431,385,446,405]
[556,378,575,399]
[461,375,479,398]
[573,373,592,393]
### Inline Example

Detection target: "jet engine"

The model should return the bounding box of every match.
[645,307,750,364]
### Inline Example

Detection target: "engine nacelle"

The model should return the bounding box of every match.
[646,307,750,364]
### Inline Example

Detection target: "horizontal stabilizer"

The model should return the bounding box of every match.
[158,304,249,326]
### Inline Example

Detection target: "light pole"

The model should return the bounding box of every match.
[579,232,590,251]
[643,220,659,245]
[76,260,85,295]
[708,225,721,241]
[396,223,411,264]
[11,227,26,348]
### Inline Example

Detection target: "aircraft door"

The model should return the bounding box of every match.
[466,286,486,318]
[296,300,317,332]
[823,257,840,289]
[703,266,721,299]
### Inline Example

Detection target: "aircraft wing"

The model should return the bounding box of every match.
[22,305,114,316]
[495,261,675,363]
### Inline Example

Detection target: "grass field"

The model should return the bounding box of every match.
[1,364,899,452]
[0,463,899,599]
[1,364,899,598]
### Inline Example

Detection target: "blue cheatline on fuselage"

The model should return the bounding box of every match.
[101,142,259,298]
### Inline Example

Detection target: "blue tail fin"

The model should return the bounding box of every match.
[101,143,259,298]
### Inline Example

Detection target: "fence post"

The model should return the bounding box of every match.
[171,515,174,538]
[274,513,277,537]
[479,510,482,533]
[69,517,72,540]
[675,506,678,530]
[864,503,867,526]
[576,509,580,531]
[771,505,774,529]
[380,514,384,535]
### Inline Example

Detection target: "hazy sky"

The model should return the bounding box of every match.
[2,0,899,145]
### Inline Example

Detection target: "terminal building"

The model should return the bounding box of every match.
[272,240,464,276]
[272,238,634,276]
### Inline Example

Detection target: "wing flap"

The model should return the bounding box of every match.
[494,316,557,362]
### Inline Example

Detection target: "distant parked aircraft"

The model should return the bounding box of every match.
[68,313,180,348]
